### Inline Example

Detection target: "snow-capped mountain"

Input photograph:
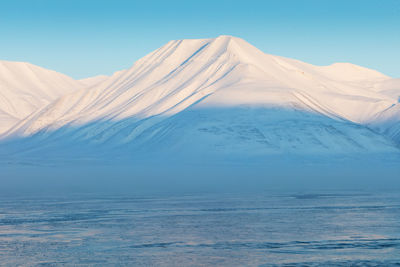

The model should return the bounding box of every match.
[0,60,84,134]
[0,36,399,164]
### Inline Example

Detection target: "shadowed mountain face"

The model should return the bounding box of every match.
[0,36,399,183]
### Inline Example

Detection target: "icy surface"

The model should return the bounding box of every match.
[0,191,399,266]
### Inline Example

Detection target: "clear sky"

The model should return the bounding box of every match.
[1,0,399,79]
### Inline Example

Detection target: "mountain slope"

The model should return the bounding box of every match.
[0,36,399,164]
[0,60,85,134]
[367,78,400,143]
[79,74,109,87]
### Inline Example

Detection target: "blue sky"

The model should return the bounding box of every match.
[0,0,399,79]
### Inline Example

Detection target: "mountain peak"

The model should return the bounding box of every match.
[143,35,266,73]
[213,34,244,42]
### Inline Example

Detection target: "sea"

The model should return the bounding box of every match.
[0,191,399,266]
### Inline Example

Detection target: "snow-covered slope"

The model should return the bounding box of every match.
[0,36,399,163]
[354,78,400,144]
[79,74,109,87]
[0,61,84,134]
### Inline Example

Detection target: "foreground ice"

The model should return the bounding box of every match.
[0,191,399,266]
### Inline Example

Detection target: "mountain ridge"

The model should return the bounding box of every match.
[0,60,84,134]
[0,36,399,165]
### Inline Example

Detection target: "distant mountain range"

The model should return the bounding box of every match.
[0,36,399,177]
